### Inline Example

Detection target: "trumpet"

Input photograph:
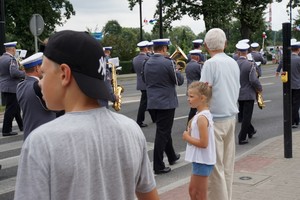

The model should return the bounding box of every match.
[170,45,188,72]
[108,62,124,111]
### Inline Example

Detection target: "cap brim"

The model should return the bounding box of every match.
[72,71,112,101]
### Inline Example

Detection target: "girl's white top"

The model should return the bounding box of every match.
[185,110,216,165]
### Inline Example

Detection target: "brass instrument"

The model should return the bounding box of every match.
[257,92,265,109]
[108,62,124,111]
[170,45,188,72]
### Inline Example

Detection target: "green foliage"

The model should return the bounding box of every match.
[119,61,134,74]
[4,0,75,54]
[101,22,139,61]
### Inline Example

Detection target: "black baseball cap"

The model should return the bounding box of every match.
[44,30,111,101]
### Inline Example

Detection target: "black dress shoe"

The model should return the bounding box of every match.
[169,154,180,165]
[292,124,298,128]
[2,132,18,137]
[248,130,257,139]
[138,123,148,128]
[239,139,249,145]
[154,167,171,174]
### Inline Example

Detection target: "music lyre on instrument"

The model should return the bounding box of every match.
[170,45,188,72]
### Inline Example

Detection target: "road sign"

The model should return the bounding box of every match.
[92,32,102,41]
[29,14,44,53]
[29,14,44,36]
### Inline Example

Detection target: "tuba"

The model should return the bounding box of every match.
[108,62,124,111]
[170,45,188,72]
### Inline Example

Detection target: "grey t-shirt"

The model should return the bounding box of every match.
[14,107,156,200]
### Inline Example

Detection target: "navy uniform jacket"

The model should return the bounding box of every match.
[237,57,262,100]
[144,54,184,109]
[0,52,25,93]
[185,60,202,87]
[133,53,149,90]
[251,51,267,65]
[16,76,56,139]
[276,54,300,89]
[187,52,206,63]
[251,51,266,77]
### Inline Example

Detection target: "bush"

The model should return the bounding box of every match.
[119,61,133,74]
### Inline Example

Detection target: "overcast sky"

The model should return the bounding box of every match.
[56,0,298,34]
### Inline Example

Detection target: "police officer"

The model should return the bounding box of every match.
[187,39,205,63]
[16,52,56,140]
[185,49,202,123]
[236,42,262,145]
[277,41,300,128]
[133,41,150,127]
[143,38,184,174]
[147,41,154,56]
[250,42,267,78]
[0,41,25,136]
[233,39,250,61]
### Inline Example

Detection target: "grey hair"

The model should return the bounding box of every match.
[204,28,227,51]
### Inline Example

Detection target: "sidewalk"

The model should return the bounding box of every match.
[159,131,300,200]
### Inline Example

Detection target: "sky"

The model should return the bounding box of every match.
[56,0,298,35]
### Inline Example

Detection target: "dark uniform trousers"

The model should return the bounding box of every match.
[2,92,23,133]
[137,90,147,125]
[151,108,177,171]
[187,108,197,124]
[292,89,300,125]
[238,100,255,141]
[137,90,156,124]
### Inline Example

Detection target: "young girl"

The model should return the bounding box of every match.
[182,81,216,200]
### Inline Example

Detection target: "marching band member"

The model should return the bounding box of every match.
[185,49,203,123]
[236,42,262,144]
[250,42,267,77]
[0,41,25,136]
[133,41,150,127]
[16,52,56,140]
[143,38,184,174]
[187,39,206,63]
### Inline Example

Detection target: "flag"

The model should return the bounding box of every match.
[295,25,300,31]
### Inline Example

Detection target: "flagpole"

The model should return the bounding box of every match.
[139,0,143,41]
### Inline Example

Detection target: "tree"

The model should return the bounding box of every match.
[102,20,122,35]
[169,26,196,53]
[5,0,75,54]
[127,0,273,40]
[101,21,139,61]
[234,0,271,40]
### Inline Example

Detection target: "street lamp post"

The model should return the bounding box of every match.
[0,0,6,54]
[139,0,143,41]
[159,0,163,38]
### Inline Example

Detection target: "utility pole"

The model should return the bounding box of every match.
[282,22,292,158]
[139,0,143,41]
[159,0,163,39]
[0,0,5,54]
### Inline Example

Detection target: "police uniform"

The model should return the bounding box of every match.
[283,41,300,127]
[250,42,267,77]
[0,42,25,136]
[236,43,262,144]
[185,49,202,122]
[143,38,184,174]
[187,39,206,63]
[16,52,56,140]
[133,41,150,127]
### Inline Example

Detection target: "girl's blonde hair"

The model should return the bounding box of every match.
[188,81,212,103]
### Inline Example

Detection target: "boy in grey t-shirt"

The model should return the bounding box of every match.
[14,30,158,200]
